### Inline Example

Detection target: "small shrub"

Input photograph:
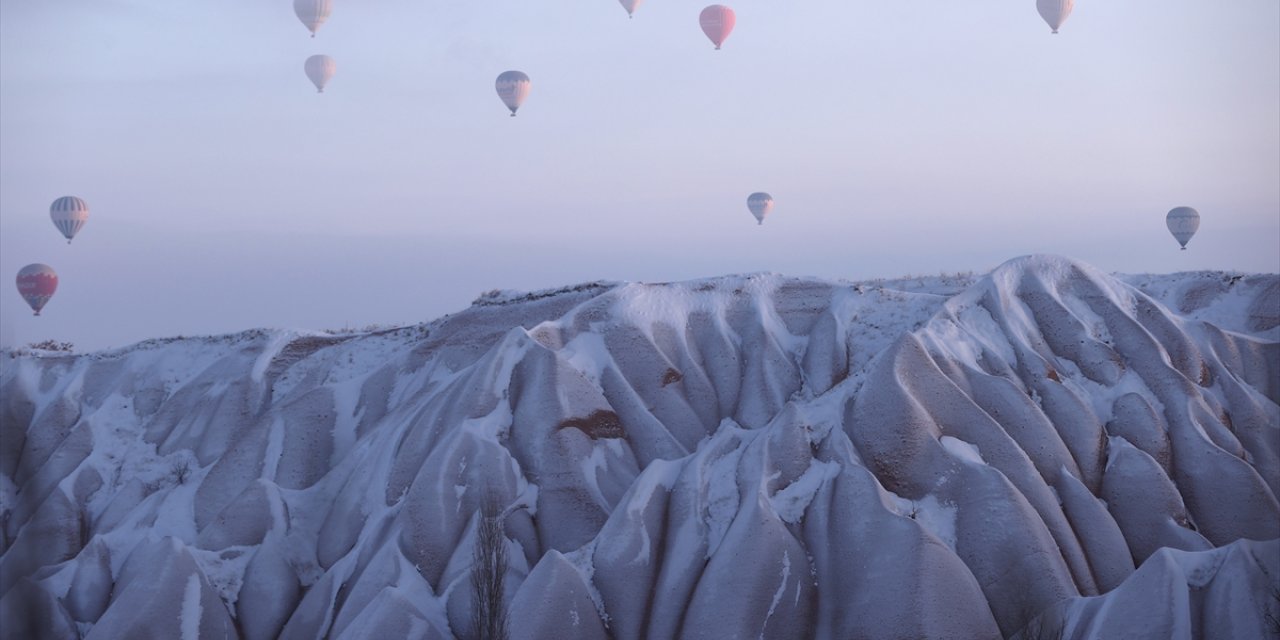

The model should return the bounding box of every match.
[171,459,192,485]
[26,340,74,352]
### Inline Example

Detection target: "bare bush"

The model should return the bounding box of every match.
[470,496,509,640]
[171,459,191,485]
[26,340,74,352]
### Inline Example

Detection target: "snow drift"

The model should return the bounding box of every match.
[1,255,1277,639]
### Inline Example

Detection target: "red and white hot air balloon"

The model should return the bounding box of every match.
[16,264,58,316]
[699,5,736,50]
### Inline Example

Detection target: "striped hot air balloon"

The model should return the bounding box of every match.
[699,5,736,50]
[496,71,531,117]
[305,55,336,92]
[50,196,89,244]
[747,192,773,225]
[1036,0,1074,34]
[16,264,58,316]
[1166,207,1200,250]
[294,0,333,37]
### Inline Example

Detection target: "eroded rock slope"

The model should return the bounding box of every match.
[1,256,1277,639]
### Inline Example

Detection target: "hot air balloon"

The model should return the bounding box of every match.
[747,192,773,225]
[305,55,336,93]
[1166,207,1200,250]
[50,196,88,244]
[294,0,333,37]
[619,0,643,18]
[1036,0,1073,34]
[699,5,736,50]
[16,264,57,316]
[496,71,531,117]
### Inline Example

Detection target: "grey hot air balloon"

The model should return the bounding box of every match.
[1166,207,1200,250]
[305,55,336,93]
[619,0,643,18]
[1037,0,1074,34]
[294,0,333,37]
[496,71,531,117]
[747,192,773,225]
[50,196,89,244]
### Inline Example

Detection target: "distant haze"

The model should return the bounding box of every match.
[2,0,1277,350]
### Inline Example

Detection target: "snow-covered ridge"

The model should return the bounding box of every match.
[1,255,1277,639]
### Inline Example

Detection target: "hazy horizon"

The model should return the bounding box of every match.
[2,0,1278,350]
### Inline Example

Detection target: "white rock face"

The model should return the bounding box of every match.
[1,256,1276,639]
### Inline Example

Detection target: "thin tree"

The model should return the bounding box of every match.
[470,495,510,640]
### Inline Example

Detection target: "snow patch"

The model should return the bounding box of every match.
[940,436,986,466]
[770,460,840,524]
[180,573,203,640]
[912,494,958,551]
[703,423,750,558]
[761,549,792,637]
[558,332,610,387]
[251,331,294,383]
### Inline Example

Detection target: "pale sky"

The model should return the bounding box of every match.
[2,0,1278,350]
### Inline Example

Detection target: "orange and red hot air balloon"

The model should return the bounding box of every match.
[16,264,58,316]
[699,5,736,50]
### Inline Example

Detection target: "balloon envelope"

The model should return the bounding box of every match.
[49,196,89,244]
[700,5,736,49]
[496,71,531,116]
[619,0,643,17]
[294,0,333,36]
[747,192,773,225]
[16,264,57,316]
[1166,207,1200,249]
[1036,0,1073,33]
[305,55,336,92]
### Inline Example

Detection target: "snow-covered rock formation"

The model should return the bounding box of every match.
[1,255,1277,639]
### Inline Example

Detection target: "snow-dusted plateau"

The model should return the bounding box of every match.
[1,255,1277,640]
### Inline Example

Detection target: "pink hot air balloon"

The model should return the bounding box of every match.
[699,5,736,50]
[16,264,58,316]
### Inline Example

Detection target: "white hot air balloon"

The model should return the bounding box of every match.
[1166,207,1200,250]
[1036,0,1074,34]
[49,196,89,244]
[496,71,531,117]
[619,0,643,18]
[294,0,333,37]
[305,55,336,93]
[747,192,773,225]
